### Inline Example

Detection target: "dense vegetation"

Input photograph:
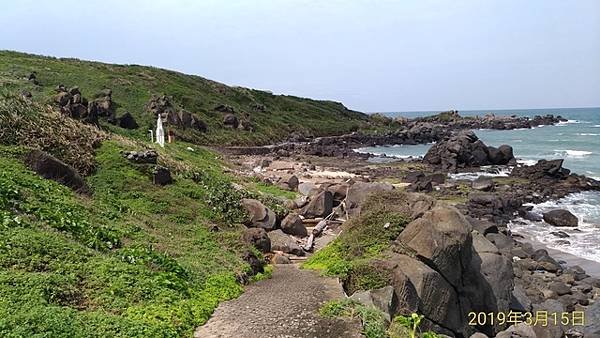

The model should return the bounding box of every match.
[0,50,369,146]
[0,95,283,337]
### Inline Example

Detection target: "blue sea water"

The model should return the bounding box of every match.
[357,107,600,262]
[360,107,600,179]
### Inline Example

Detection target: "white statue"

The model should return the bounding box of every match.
[155,116,165,147]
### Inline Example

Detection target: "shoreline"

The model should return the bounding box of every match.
[521,237,600,277]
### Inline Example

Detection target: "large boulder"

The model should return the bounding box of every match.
[152,166,173,185]
[327,183,349,202]
[240,199,277,231]
[25,150,89,194]
[391,254,465,335]
[345,182,394,216]
[487,145,515,165]
[512,159,570,180]
[464,232,514,335]
[277,175,299,191]
[268,229,304,256]
[398,206,472,288]
[223,113,239,128]
[118,112,139,129]
[280,213,307,237]
[301,191,333,218]
[241,228,271,253]
[297,182,319,196]
[583,300,600,337]
[423,131,515,171]
[146,94,175,116]
[472,176,495,191]
[350,286,398,322]
[372,258,419,316]
[543,209,578,227]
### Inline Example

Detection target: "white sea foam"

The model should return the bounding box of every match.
[353,148,421,159]
[509,191,600,262]
[578,133,599,136]
[553,149,593,158]
[448,166,511,181]
[517,159,538,166]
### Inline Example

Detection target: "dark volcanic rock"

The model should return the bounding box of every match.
[241,199,277,231]
[301,191,333,218]
[241,250,264,276]
[512,159,570,180]
[472,176,495,191]
[423,131,515,171]
[280,213,307,237]
[122,150,158,164]
[268,230,304,256]
[118,112,139,129]
[25,150,89,194]
[543,209,578,227]
[223,113,239,128]
[487,145,515,165]
[241,228,271,253]
[152,166,173,185]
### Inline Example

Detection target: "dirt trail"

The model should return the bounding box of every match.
[194,264,362,338]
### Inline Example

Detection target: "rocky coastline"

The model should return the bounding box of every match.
[220,112,566,159]
[227,112,600,338]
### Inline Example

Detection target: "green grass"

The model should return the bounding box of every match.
[303,191,410,294]
[0,138,260,337]
[0,50,370,146]
[250,181,298,200]
[320,299,388,338]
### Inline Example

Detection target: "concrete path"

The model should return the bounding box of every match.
[194,264,362,338]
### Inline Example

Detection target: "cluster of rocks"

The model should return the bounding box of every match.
[121,149,173,186]
[343,198,599,338]
[27,72,41,86]
[223,113,565,161]
[215,104,253,131]
[405,171,446,192]
[240,170,396,260]
[423,131,516,171]
[53,86,138,129]
[146,95,207,132]
[414,111,566,130]
[121,150,158,164]
[345,202,514,337]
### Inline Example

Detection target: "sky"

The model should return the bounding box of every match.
[1,0,599,112]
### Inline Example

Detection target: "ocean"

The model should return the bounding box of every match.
[356,107,600,263]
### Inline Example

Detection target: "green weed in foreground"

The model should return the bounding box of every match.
[320,300,439,338]
[388,314,439,338]
[320,299,388,338]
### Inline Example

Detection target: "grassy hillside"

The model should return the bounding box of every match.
[0,50,368,146]
[0,95,290,337]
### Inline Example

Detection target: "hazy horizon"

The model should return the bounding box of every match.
[2,0,599,112]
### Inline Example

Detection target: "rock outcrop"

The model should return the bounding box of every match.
[423,131,516,171]
[512,159,571,180]
[268,229,304,256]
[543,209,578,227]
[280,213,307,237]
[241,199,277,231]
[25,150,90,194]
[146,95,207,132]
[242,228,271,253]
